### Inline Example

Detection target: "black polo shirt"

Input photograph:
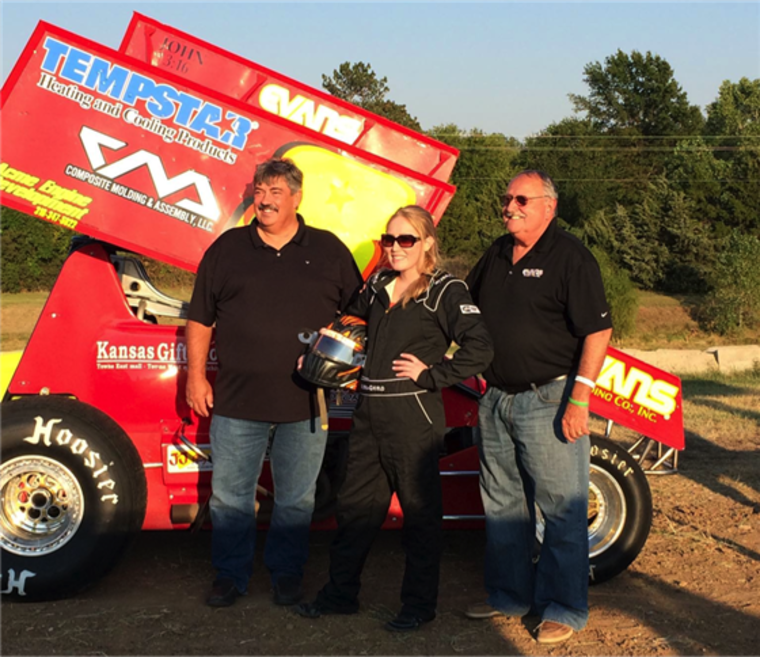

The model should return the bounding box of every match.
[188,215,363,422]
[466,219,611,391]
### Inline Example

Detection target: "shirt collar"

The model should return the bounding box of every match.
[248,214,308,249]
[498,218,558,261]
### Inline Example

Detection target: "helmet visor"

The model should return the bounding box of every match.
[313,329,361,365]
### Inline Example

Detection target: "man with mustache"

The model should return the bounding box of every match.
[464,170,612,644]
[186,157,363,608]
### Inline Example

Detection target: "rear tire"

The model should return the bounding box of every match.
[1,397,147,601]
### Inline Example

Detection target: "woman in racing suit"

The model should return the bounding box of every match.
[297,205,493,631]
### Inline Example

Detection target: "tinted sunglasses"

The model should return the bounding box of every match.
[380,234,421,248]
[501,194,551,208]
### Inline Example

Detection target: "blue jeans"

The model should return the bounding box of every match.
[209,414,328,593]
[476,378,590,631]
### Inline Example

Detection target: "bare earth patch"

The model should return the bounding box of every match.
[3,383,759,656]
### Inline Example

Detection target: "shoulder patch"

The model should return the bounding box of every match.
[460,304,481,315]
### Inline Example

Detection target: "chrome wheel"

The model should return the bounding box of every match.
[1,456,84,556]
[534,465,627,557]
[588,464,626,558]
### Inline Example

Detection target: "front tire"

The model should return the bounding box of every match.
[587,436,652,583]
[1,397,147,601]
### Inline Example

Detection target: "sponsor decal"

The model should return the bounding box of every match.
[259,83,364,145]
[1,569,36,596]
[95,340,218,371]
[595,355,679,420]
[522,268,544,278]
[0,163,91,229]
[76,126,220,225]
[360,382,386,393]
[590,443,635,478]
[460,304,481,315]
[166,445,212,473]
[39,36,255,152]
[23,417,119,504]
[588,347,684,450]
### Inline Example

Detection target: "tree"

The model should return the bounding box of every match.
[516,117,638,227]
[705,78,760,138]
[698,230,760,335]
[427,125,520,264]
[589,245,638,340]
[703,78,760,234]
[569,50,704,137]
[0,208,71,292]
[322,61,421,130]
[578,176,712,291]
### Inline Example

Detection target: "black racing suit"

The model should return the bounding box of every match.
[315,269,494,620]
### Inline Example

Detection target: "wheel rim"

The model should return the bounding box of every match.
[1,456,84,556]
[587,464,627,558]
[534,465,627,558]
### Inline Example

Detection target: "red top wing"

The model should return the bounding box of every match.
[1,22,454,276]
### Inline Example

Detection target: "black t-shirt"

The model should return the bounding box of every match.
[466,219,612,390]
[188,216,363,422]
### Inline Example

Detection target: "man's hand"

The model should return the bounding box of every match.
[186,319,215,418]
[561,403,589,443]
[186,376,214,418]
[392,353,429,382]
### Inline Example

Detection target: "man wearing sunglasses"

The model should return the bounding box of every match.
[464,170,613,645]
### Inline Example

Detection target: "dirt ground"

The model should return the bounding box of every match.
[2,401,759,656]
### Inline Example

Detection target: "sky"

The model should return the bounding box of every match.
[1,1,759,140]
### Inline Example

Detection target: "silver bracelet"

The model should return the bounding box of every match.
[575,375,596,389]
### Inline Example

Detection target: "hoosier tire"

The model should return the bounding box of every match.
[1,397,147,601]
[587,435,652,584]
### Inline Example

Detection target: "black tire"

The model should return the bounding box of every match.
[1,397,147,601]
[587,435,652,584]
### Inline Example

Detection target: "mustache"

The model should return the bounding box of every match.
[504,211,525,220]
[257,203,279,212]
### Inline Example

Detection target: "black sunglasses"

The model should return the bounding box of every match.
[380,234,422,249]
[501,194,551,208]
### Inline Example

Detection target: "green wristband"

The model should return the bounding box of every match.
[568,397,589,408]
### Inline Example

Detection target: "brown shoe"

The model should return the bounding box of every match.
[464,603,506,620]
[536,620,574,644]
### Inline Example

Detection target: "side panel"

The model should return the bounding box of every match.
[6,245,210,529]
[119,13,459,182]
[590,346,684,450]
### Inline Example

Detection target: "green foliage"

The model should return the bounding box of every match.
[702,78,760,235]
[1,208,71,292]
[322,61,389,107]
[705,78,760,139]
[322,61,421,130]
[427,124,520,265]
[589,245,638,339]
[578,176,713,292]
[516,117,647,228]
[139,257,196,290]
[569,49,704,137]
[698,231,760,335]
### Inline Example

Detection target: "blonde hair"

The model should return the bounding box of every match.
[379,205,440,307]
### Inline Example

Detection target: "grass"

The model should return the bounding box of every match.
[2,287,759,353]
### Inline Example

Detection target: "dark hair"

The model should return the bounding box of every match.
[253,158,303,194]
